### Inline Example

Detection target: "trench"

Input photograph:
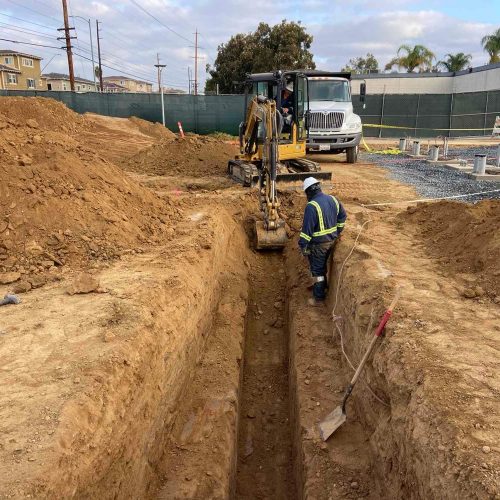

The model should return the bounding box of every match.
[32,203,450,500]
[235,253,296,499]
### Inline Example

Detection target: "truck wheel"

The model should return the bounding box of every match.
[346,146,358,164]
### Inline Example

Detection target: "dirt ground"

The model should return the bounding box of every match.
[0,98,498,499]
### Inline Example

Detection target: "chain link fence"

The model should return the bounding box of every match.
[353,89,500,138]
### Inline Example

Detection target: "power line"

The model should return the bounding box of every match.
[0,37,61,49]
[72,49,155,84]
[128,0,192,44]
[0,12,57,30]
[0,22,59,42]
[6,0,61,25]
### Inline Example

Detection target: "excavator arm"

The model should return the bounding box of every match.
[241,95,287,249]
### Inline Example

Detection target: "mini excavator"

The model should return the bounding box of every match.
[228,71,332,250]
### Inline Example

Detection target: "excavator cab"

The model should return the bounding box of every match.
[228,71,331,187]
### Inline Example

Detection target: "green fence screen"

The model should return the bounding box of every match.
[1,89,499,137]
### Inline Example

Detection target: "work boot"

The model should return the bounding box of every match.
[308,298,325,307]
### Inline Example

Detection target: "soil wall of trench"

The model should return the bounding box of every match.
[285,226,491,500]
[27,208,251,499]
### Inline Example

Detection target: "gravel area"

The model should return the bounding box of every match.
[362,150,500,203]
[445,146,498,161]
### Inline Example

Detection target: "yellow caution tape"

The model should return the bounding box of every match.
[361,134,401,155]
[363,123,492,132]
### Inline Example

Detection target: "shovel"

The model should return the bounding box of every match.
[319,287,402,441]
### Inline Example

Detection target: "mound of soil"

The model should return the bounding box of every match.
[126,134,238,178]
[128,116,176,140]
[400,200,500,296]
[0,97,182,288]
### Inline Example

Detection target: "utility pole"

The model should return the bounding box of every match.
[96,20,103,92]
[187,67,192,95]
[154,56,166,126]
[57,0,75,91]
[194,28,198,95]
[70,16,96,91]
[156,53,161,92]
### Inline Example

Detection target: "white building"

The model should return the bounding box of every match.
[351,62,500,94]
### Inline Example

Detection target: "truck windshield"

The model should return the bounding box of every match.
[309,80,350,102]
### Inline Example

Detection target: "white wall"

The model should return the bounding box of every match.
[351,64,500,95]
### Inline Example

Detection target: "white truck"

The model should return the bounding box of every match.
[305,71,366,163]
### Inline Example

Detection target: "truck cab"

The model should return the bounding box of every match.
[304,71,364,163]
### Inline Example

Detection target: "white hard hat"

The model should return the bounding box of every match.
[285,83,293,92]
[303,177,320,191]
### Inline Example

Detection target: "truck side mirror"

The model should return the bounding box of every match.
[359,82,366,103]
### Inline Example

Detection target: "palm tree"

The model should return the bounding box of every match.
[482,28,500,63]
[438,53,472,72]
[385,44,436,73]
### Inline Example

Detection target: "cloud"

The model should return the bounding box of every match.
[0,0,496,90]
[312,10,495,69]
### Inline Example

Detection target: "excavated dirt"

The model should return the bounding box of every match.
[0,97,182,292]
[0,98,499,499]
[125,134,238,178]
[398,200,500,296]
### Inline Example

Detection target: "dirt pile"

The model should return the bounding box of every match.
[126,134,238,177]
[127,116,176,140]
[400,199,500,296]
[0,97,182,289]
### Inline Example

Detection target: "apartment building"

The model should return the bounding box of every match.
[42,73,97,92]
[0,50,46,90]
[103,75,152,93]
[102,81,128,93]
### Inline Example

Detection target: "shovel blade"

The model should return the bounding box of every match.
[318,405,347,441]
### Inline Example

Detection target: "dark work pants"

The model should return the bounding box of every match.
[307,242,335,300]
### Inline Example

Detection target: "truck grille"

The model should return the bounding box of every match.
[309,111,344,130]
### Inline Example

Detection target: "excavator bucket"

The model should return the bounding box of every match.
[255,221,287,250]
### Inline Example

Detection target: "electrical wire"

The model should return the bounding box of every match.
[128,0,192,44]
[72,49,155,84]
[0,37,61,50]
[0,23,58,42]
[0,12,57,31]
[6,0,61,25]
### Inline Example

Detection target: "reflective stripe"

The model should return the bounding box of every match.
[313,227,337,237]
[308,201,325,232]
[308,197,338,237]
[312,275,325,282]
[337,222,345,227]
[300,232,312,242]
[330,195,340,215]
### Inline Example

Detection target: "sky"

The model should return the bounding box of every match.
[0,0,498,92]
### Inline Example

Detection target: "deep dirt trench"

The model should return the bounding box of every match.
[235,254,296,499]
[2,192,498,499]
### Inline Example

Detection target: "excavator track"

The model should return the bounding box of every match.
[228,159,331,187]
[285,158,321,172]
[228,160,259,187]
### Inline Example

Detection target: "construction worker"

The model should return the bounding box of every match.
[299,177,347,306]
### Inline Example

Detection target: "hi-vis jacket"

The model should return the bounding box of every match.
[299,192,347,249]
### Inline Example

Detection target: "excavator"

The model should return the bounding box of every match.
[228,71,332,187]
[228,71,332,250]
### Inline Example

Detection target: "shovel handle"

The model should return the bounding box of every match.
[350,287,402,387]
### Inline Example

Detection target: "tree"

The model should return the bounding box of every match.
[341,53,379,74]
[205,20,315,93]
[385,44,435,73]
[481,28,500,64]
[438,53,472,72]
